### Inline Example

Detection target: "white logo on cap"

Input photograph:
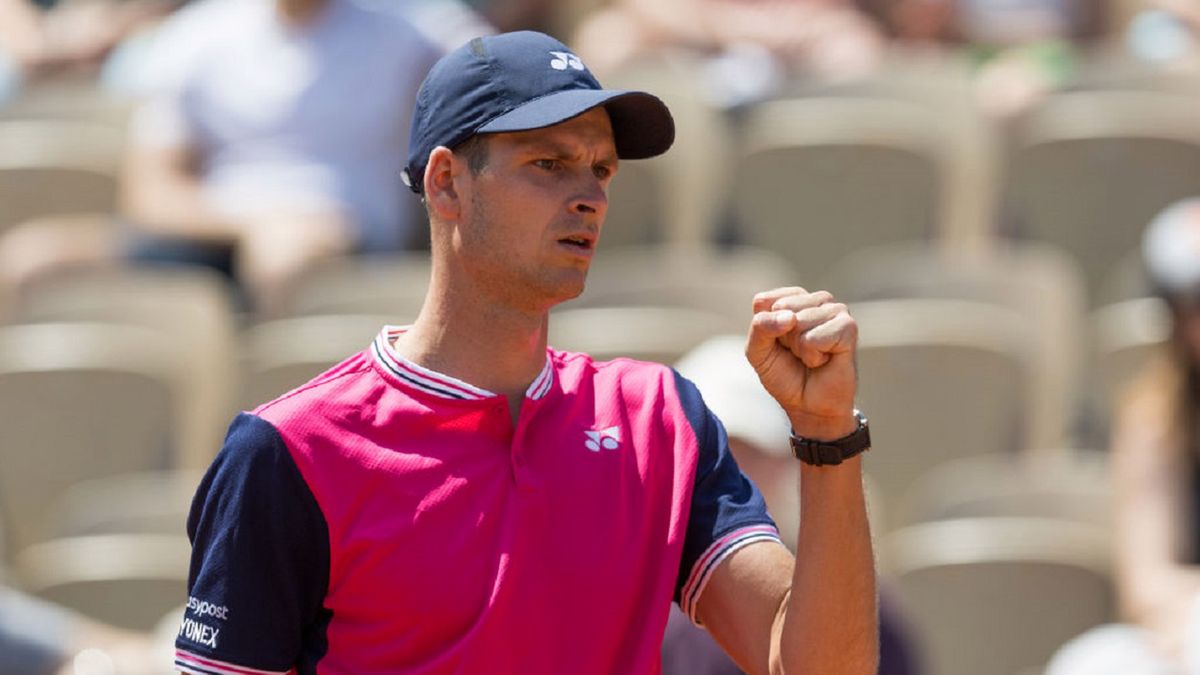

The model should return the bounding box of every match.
[549,51,585,71]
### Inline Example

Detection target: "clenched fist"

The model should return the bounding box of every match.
[745,287,859,441]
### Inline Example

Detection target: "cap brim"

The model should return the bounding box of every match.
[477,89,674,160]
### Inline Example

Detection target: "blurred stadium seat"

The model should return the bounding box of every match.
[883,517,1113,675]
[1098,246,1154,306]
[13,265,239,469]
[240,313,393,409]
[851,299,1031,525]
[279,253,432,319]
[827,240,1088,450]
[604,56,734,246]
[731,96,947,287]
[0,81,133,125]
[897,450,1112,531]
[773,50,996,249]
[1003,89,1200,305]
[0,322,179,558]
[566,244,794,330]
[549,305,731,365]
[0,118,124,236]
[14,533,190,632]
[42,469,203,541]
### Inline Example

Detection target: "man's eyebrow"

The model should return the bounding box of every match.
[518,137,618,165]
[516,138,576,158]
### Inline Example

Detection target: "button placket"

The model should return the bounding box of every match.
[510,401,539,493]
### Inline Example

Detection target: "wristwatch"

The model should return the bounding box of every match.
[789,409,871,466]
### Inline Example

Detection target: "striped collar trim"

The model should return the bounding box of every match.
[526,355,555,400]
[372,326,555,401]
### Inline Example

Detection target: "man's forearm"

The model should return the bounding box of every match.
[121,148,243,244]
[775,454,877,674]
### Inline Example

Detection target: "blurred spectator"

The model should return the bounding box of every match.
[1047,198,1200,674]
[362,0,492,53]
[0,0,182,100]
[461,0,555,34]
[0,584,156,675]
[572,0,883,100]
[857,0,1107,116]
[0,0,491,316]
[117,0,445,313]
[1126,0,1200,66]
[668,336,917,675]
[115,0,442,314]
[859,0,1104,45]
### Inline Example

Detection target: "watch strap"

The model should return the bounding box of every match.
[789,410,871,466]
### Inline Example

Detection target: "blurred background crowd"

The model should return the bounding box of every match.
[0,0,1199,672]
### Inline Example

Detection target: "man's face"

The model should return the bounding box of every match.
[454,107,618,312]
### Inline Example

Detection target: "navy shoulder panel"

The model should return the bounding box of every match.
[177,413,331,674]
[671,371,778,604]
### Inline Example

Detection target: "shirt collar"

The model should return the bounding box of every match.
[371,326,554,401]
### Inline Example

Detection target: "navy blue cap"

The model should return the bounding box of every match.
[403,31,675,194]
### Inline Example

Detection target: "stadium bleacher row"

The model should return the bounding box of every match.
[0,44,1196,674]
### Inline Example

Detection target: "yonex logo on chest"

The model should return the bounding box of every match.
[549,51,585,71]
[584,426,621,452]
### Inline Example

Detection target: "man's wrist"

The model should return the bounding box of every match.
[787,411,858,442]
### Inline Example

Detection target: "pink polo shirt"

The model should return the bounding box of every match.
[176,327,782,674]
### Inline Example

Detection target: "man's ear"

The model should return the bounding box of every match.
[424,146,463,222]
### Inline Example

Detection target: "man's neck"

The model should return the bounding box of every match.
[392,279,551,415]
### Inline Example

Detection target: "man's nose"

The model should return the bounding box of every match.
[570,174,608,216]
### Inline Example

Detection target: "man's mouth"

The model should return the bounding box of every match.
[558,235,594,250]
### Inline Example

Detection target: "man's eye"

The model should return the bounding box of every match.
[534,159,559,171]
[593,165,612,180]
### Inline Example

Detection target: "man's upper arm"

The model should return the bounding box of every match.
[672,371,792,672]
[175,413,330,675]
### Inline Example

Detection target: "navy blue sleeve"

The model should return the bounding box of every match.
[175,413,331,675]
[672,371,783,623]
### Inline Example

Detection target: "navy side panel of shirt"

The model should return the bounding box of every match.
[178,413,332,674]
[672,370,778,603]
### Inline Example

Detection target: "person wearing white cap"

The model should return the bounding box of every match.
[1048,197,1200,674]
[675,336,800,543]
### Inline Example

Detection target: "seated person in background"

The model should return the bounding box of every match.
[1047,197,1200,674]
[1125,0,1200,67]
[0,0,182,99]
[856,0,1108,116]
[859,0,1105,45]
[667,336,917,675]
[572,0,883,98]
[119,0,442,313]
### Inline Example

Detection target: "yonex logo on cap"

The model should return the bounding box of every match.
[549,51,585,72]
[584,426,621,452]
